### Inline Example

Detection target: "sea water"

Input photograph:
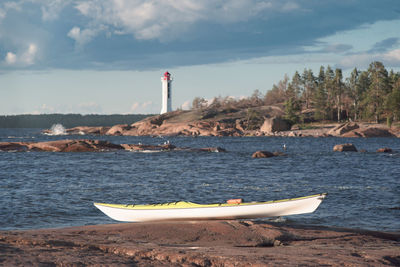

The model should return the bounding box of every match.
[0,128,399,231]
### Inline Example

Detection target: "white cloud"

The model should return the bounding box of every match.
[130,101,156,113]
[338,48,400,69]
[69,0,280,43]
[5,52,16,64]
[180,100,191,110]
[2,44,38,66]
[20,44,38,65]
[282,2,300,12]
[77,102,103,113]
[0,8,5,21]
[383,49,400,62]
[41,0,70,21]
[67,26,104,47]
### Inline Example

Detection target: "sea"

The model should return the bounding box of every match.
[0,127,399,232]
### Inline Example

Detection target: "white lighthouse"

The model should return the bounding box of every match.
[160,71,172,114]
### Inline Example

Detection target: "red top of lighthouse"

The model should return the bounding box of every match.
[163,71,171,81]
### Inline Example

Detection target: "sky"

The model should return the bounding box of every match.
[1,0,400,115]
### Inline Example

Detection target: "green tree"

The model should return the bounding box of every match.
[284,97,301,124]
[192,97,208,110]
[324,66,335,120]
[346,68,368,121]
[387,79,400,121]
[366,61,390,123]
[333,68,344,121]
[313,66,328,120]
[301,69,316,109]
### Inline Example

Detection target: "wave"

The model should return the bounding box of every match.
[43,124,67,136]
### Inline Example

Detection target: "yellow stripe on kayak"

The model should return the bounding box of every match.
[94,193,326,210]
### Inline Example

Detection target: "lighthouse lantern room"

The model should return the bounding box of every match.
[160,71,172,114]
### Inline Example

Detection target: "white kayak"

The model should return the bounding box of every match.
[94,193,327,222]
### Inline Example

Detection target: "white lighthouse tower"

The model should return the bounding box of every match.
[161,71,172,114]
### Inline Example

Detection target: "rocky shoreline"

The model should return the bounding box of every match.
[1,221,399,266]
[43,110,400,138]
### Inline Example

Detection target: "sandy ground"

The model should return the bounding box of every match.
[1,220,399,266]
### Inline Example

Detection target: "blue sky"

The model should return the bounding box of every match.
[1,0,400,115]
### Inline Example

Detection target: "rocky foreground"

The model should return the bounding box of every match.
[0,221,399,266]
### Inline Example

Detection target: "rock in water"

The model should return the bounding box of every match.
[333,143,358,152]
[376,147,393,153]
[252,151,275,158]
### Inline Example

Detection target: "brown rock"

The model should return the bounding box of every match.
[358,127,395,137]
[0,142,28,152]
[0,140,123,152]
[260,117,291,133]
[121,143,176,151]
[252,151,275,158]
[0,221,399,266]
[106,124,132,135]
[376,147,393,153]
[62,126,110,135]
[333,143,358,152]
[328,122,359,136]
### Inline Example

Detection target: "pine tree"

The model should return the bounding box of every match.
[387,79,400,121]
[366,61,389,123]
[324,66,335,120]
[333,68,344,122]
[313,66,327,120]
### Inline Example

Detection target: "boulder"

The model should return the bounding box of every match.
[252,151,275,158]
[260,117,291,134]
[376,147,393,153]
[358,128,395,138]
[328,122,359,136]
[106,124,132,135]
[333,143,358,152]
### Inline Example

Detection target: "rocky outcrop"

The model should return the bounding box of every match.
[42,107,400,138]
[358,127,395,137]
[333,143,358,152]
[1,221,399,266]
[0,140,123,152]
[0,140,226,153]
[260,117,291,134]
[328,122,360,135]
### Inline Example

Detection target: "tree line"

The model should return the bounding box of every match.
[0,114,152,128]
[192,61,400,125]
